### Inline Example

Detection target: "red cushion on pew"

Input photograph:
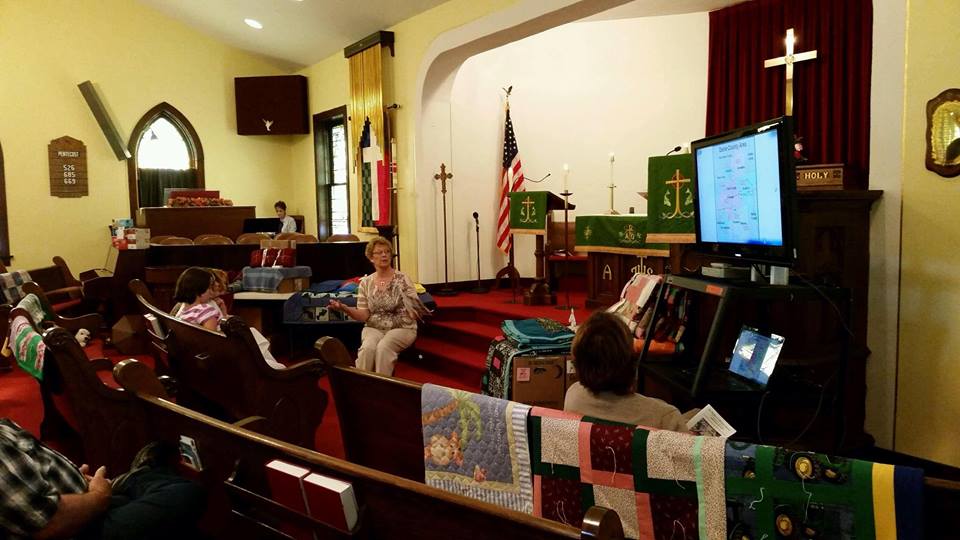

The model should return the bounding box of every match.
[50,299,82,314]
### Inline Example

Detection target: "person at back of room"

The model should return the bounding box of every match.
[173,266,286,370]
[275,200,297,233]
[564,311,698,431]
[328,236,429,376]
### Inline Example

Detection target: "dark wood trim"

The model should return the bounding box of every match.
[343,30,395,58]
[0,143,9,265]
[313,106,348,240]
[126,102,205,218]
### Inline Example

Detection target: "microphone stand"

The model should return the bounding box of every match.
[470,213,488,294]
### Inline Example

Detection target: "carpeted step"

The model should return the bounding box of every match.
[409,334,488,388]
[419,319,501,352]
[432,305,511,328]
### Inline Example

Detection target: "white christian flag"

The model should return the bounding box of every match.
[360,118,390,227]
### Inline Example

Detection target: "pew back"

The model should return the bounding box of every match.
[130,285,328,449]
[114,359,623,540]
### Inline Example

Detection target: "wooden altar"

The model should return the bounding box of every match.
[137,206,256,238]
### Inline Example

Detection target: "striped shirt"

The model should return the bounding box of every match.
[0,419,86,538]
[176,302,222,328]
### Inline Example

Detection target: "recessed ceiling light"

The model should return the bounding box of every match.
[244,18,263,29]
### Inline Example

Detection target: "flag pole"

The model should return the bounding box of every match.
[494,86,521,298]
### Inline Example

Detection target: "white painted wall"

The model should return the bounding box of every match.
[419,13,709,284]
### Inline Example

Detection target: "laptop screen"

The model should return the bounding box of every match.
[728,326,784,387]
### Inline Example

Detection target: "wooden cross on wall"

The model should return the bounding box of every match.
[764,28,818,116]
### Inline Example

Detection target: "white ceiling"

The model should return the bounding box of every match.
[137,0,450,68]
[138,0,746,69]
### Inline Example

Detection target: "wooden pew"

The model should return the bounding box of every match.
[113,359,625,540]
[7,307,148,473]
[312,337,960,539]
[21,281,102,335]
[129,282,328,449]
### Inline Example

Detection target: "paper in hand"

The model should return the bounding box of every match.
[686,404,736,438]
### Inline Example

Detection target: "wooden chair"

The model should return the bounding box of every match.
[326,233,360,242]
[156,236,194,245]
[194,234,234,245]
[114,358,626,540]
[293,233,319,243]
[129,287,328,449]
[237,232,270,245]
[275,232,300,241]
[149,235,174,245]
[8,307,147,473]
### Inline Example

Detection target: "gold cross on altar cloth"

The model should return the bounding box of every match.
[433,163,453,194]
[763,28,818,116]
[665,169,691,219]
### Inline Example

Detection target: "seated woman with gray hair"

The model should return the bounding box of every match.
[564,311,698,431]
[329,236,429,376]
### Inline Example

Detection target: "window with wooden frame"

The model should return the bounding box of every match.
[314,106,350,239]
[0,143,9,265]
[126,102,204,217]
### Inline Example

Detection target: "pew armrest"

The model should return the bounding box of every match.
[280,357,326,377]
[581,506,624,540]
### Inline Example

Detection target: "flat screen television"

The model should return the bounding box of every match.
[691,116,798,267]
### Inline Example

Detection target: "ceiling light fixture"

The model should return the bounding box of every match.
[244,18,263,29]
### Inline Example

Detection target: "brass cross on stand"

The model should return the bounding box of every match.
[434,163,453,194]
[764,28,818,116]
[433,163,457,295]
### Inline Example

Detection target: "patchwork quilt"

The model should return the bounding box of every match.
[0,270,31,304]
[528,407,725,540]
[10,315,46,380]
[422,383,533,514]
[724,440,923,539]
[528,407,924,540]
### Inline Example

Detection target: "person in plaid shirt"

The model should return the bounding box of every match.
[0,419,204,539]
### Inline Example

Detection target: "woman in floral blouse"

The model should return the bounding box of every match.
[329,236,429,375]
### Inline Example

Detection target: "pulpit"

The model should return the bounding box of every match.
[137,206,256,239]
[508,191,573,305]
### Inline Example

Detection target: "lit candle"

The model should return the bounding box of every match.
[562,163,569,192]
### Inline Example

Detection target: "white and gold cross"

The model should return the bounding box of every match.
[764,28,818,116]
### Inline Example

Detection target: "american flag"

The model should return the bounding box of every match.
[497,106,525,253]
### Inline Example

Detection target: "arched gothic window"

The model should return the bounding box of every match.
[127,103,204,217]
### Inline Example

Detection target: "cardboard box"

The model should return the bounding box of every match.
[565,357,578,390]
[276,276,310,293]
[511,355,569,411]
[112,227,150,250]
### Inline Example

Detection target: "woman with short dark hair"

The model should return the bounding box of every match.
[564,311,698,431]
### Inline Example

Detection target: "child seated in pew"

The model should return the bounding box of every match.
[174,267,286,370]
[564,311,699,432]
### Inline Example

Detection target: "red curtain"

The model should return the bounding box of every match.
[705,0,873,186]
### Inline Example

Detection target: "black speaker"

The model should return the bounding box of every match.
[77,81,131,161]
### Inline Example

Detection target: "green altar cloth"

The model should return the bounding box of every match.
[646,154,696,243]
[509,191,548,234]
[574,214,669,256]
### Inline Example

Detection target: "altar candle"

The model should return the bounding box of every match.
[562,163,569,192]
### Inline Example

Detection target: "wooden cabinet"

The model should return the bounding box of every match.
[234,75,309,135]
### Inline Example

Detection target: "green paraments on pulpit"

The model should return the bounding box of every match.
[509,191,547,234]
[646,154,697,243]
[575,214,669,256]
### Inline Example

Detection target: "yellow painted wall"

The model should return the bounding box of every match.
[291,0,517,275]
[0,0,294,271]
[896,1,960,466]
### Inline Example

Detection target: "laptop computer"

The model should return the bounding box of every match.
[727,326,785,389]
[671,326,785,393]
